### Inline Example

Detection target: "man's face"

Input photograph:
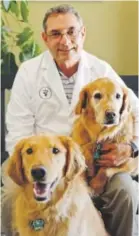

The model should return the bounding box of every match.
[42,13,86,64]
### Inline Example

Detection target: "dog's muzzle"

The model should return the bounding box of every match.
[31,167,58,203]
[105,111,116,125]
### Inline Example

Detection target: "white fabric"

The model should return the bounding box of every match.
[6,50,139,155]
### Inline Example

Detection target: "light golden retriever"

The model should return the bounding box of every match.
[7,135,109,236]
[72,77,137,194]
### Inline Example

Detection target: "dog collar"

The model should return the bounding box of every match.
[29,219,45,231]
[94,143,102,160]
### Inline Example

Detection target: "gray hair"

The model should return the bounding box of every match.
[42,4,83,32]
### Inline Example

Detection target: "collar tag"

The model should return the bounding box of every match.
[94,143,102,160]
[30,219,45,231]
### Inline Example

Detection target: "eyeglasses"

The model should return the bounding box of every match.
[46,27,82,40]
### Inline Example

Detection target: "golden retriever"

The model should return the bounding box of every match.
[72,77,137,194]
[7,135,109,236]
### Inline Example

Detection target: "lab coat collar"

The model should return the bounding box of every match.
[69,51,92,113]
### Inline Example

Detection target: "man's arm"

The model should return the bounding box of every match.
[127,87,139,151]
[6,64,35,155]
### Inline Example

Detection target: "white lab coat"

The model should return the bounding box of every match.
[6,50,139,154]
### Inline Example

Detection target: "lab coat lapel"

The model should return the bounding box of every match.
[69,52,92,113]
[42,51,69,106]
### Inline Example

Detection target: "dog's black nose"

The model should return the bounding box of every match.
[31,167,47,180]
[105,111,116,122]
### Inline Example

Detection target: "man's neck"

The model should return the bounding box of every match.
[56,60,79,78]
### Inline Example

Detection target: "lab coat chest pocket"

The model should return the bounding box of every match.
[32,86,61,121]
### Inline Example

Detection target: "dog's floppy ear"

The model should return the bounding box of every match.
[7,139,26,186]
[60,136,86,180]
[120,87,130,119]
[75,89,89,115]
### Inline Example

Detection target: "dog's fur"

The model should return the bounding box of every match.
[7,135,109,236]
[72,78,137,194]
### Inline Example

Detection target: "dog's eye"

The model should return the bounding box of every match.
[26,148,33,155]
[52,147,60,154]
[94,93,102,99]
[116,93,121,99]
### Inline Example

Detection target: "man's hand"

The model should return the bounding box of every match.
[96,142,132,167]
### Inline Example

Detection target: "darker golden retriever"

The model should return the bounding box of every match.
[7,135,109,236]
[72,77,137,194]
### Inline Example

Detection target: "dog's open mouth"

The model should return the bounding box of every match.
[33,178,58,202]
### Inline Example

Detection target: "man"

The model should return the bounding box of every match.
[4,4,139,236]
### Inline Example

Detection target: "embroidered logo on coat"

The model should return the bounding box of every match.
[39,87,52,99]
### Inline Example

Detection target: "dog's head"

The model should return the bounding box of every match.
[7,135,85,203]
[75,77,130,127]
